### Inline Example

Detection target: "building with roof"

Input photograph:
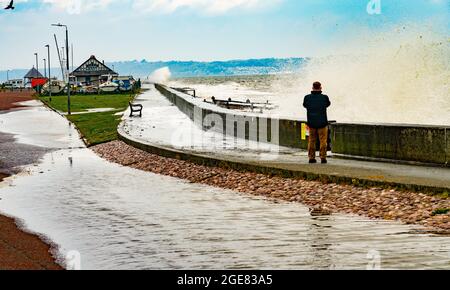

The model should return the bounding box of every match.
[24,67,44,81]
[70,55,118,85]
[23,67,45,89]
[4,79,25,89]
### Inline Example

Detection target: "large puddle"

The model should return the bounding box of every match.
[0,102,449,270]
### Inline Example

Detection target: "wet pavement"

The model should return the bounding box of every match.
[0,100,449,270]
[0,132,49,175]
[0,101,83,149]
[0,101,83,175]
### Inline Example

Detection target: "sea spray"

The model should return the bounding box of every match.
[148,67,172,84]
[271,24,450,126]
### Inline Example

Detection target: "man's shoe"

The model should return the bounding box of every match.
[321,159,328,164]
[309,159,317,164]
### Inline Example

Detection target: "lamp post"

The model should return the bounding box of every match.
[34,53,39,93]
[43,58,47,78]
[34,53,39,74]
[52,23,71,115]
[71,43,74,72]
[45,44,52,99]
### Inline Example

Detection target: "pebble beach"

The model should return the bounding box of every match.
[93,140,450,234]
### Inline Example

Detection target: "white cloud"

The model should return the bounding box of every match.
[42,0,115,14]
[132,0,281,14]
[38,0,280,15]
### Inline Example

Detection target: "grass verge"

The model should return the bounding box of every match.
[67,110,125,146]
[39,93,134,113]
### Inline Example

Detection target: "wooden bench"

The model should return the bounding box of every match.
[129,102,143,117]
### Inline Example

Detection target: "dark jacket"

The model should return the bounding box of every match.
[303,91,331,129]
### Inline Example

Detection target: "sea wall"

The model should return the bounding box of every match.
[155,84,449,166]
[155,84,311,150]
[331,123,449,165]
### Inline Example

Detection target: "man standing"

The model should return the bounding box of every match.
[303,82,331,164]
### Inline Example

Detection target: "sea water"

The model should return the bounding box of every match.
[0,102,449,270]
[169,25,449,126]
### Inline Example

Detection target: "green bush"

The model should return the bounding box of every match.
[432,208,450,216]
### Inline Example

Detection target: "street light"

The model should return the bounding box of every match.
[43,58,47,78]
[45,44,51,99]
[52,23,71,115]
[34,53,39,73]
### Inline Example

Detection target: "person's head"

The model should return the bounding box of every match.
[312,81,322,92]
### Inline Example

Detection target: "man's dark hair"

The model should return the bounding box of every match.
[313,82,322,90]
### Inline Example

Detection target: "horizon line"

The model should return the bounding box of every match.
[2,56,312,71]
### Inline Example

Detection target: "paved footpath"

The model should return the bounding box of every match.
[120,85,450,193]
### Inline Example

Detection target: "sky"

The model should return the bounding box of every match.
[0,0,448,69]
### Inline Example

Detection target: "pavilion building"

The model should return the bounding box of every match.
[69,55,118,85]
[24,67,44,84]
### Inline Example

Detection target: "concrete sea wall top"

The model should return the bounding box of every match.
[155,84,449,166]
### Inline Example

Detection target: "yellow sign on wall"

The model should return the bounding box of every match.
[301,123,309,140]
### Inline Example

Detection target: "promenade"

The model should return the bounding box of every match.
[119,86,450,194]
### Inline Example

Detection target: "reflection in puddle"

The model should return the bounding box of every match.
[2,150,450,269]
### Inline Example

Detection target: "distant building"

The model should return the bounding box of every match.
[4,79,24,89]
[70,55,118,85]
[24,67,44,81]
[24,67,45,88]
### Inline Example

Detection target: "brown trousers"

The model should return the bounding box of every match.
[308,127,328,160]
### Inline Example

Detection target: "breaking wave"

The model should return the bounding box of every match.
[273,24,450,125]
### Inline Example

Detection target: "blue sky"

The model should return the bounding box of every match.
[0,0,448,69]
